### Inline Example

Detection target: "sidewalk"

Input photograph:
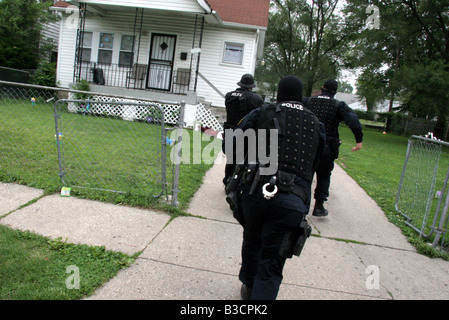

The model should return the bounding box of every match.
[1,153,449,300]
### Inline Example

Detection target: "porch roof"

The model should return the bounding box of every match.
[52,0,269,29]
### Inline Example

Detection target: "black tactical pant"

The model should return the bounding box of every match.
[314,143,336,203]
[237,186,308,300]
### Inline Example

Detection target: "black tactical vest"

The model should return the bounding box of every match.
[306,96,339,138]
[257,102,322,183]
[225,90,251,129]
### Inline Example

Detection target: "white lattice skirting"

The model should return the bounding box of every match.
[67,93,223,131]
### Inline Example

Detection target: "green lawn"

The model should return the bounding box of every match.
[337,125,449,259]
[0,97,216,299]
[0,98,214,211]
[0,226,134,300]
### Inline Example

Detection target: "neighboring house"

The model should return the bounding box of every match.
[40,0,66,63]
[50,0,270,108]
[346,95,401,113]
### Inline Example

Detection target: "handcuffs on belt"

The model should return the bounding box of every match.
[262,176,278,199]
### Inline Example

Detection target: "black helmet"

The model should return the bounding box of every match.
[237,74,257,89]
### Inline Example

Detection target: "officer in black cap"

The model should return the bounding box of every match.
[226,75,325,300]
[223,74,264,184]
[303,79,363,217]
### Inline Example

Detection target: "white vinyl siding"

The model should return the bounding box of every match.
[197,26,257,107]
[56,16,78,87]
[41,19,61,49]
[56,8,258,108]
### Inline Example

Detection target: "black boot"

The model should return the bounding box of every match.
[240,284,253,300]
[312,201,328,217]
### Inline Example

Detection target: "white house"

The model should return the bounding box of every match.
[50,0,270,108]
[41,0,64,63]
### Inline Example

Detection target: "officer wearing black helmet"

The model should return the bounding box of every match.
[224,74,264,130]
[225,75,325,300]
[223,74,264,185]
[303,79,363,217]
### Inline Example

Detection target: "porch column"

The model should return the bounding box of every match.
[190,14,205,93]
[74,3,87,83]
[130,7,144,89]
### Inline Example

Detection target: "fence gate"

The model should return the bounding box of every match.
[53,99,168,198]
[395,135,449,247]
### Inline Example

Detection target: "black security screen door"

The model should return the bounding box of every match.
[147,33,177,91]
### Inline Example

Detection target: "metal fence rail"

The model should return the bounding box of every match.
[395,135,449,247]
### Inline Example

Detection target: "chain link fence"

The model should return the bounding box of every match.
[0,82,59,187]
[54,99,168,197]
[395,135,449,248]
[0,80,186,206]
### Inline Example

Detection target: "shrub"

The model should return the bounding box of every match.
[30,62,56,87]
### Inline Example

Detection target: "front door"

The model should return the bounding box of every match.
[147,33,176,91]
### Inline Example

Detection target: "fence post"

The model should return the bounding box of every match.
[53,101,65,184]
[171,100,186,207]
[432,189,449,247]
[432,166,449,248]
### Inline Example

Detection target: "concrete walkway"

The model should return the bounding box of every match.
[1,153,449,300]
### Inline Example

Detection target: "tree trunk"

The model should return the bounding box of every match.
[434,116,446,139]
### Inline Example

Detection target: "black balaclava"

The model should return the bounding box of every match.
[322,79,338,96]
[276,75,304,103]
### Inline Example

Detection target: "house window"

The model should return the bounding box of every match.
[223,42,244,65]
[81,31,92,62]
[98,32,114,65]
[119,35,134,67]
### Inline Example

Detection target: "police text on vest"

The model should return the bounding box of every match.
[281,102,304,110]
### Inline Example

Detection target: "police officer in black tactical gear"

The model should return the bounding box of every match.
[223,74,264,185]
[224,74,264,130]
[303,79,363,217]
[225,75,325,300]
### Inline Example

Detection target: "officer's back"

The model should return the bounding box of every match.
[229,75,325,300]
[223,74,264,184]
[224,74,263,130]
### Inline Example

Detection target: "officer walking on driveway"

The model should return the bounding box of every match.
[223,74,264,185]
[225,75,325,300]
[303,79,363,217]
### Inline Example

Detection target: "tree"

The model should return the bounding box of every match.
[344,0,449,137]
[338,80,354,94]
[0,0,55,69]
[356,67,386,111]
[256,0,355,96]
